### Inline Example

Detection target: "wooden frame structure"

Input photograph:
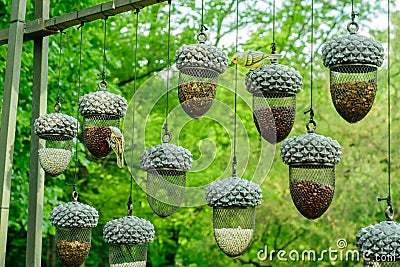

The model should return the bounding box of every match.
[0,0,166,266]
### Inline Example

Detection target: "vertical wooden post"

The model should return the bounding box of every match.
[26,0,49,265]
[0,0,27,266]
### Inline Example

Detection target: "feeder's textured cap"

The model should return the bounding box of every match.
[356,221,400,262]
[140,143,193,172]
[78,90,127,118]
[280,133,341,165]
[322,34,384,68]
[34,113,78,141]
[246,63,303,96]
[205,177,262,207]
[175,43,228,75]
[50,201,99,228]
[103,216,155,244]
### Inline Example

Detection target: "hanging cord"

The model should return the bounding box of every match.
[99,16,108,89]
[127,9,140,216]
[200,0,208,33]
[270,0,276,54]
[378,0,393,221]
[70,23,85,202]
[304,0,316,133]
[350,0,358,22]
[55,30,65,112]
[162,0,172,143]
[232,0,239,177]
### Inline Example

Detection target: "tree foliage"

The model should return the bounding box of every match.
[0,0,399,266]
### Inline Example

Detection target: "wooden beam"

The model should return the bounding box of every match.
[0,0,27,265]
[0,0,167,46]
[25,0,49,265]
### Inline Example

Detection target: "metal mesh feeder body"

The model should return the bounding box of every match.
[206,177,262,258]
[356,220,400,266]
[50,201,99,267]
[34,112,78,177]
[140,142,193,218]
[175,32,228,118]
[322,21,384,123]
[79,84,127,158]
[245,63,302,144]
[280,130,341,220]
[103,216,155,267]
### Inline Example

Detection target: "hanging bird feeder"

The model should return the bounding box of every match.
[206,177,262,258]
[175,30,228,118]
[103,216,155,267]
[356,208,400,266]
[34,107,78,177]
[78,82,127,158]
[280,120,341,219]
[321,15,384,123]
[50,200,98,267]
[246,62,302,144]
[140,133,193,218]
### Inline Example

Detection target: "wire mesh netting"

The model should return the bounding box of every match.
[109,243,148,267]
[178,67,219,118]
[146,169,186,218]
[39,138,74,177]
[212,206,256,258]
[289,164,335,220]
[55,227,92,267]
[252,92,296,144]
[365,261,400,266]
[83,115,120,158]
[330,64,377,123]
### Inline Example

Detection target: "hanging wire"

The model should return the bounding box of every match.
[350,0,358,22]
[378,0,393,221]
[70,23,85,202]
[200,0,208,33]
[127,9,140,216]
[271,0,276,54]
[304,0,315,130]
[55,30,64,112]
[100,16,108,84]
[232,0,239,177]
[162,0,172,142]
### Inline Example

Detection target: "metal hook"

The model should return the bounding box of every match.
[54,102,62,113]
[72,190,79,202]
[347,21,359,34]
[385,205,394,221]
[98,80,108,91]
[306,119,317,133]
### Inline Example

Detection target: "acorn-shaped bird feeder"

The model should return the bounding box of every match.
[50,200,98,267]
[103,216,155,267]
[140,134,193,218]
[34,108,78,177]
[321,17,384,123]
[175,31,228,118]
[280,121,341,219]
[246,61,302,144]
[79,82,127,158]
[206,177,262,258]
[356,211,400,266]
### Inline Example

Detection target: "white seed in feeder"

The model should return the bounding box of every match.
[111,262,147,267]
[214,227,254,257]
[38,148,73,177]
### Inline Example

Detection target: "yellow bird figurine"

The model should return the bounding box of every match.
[107,126,125,168]
[230,51,271,68]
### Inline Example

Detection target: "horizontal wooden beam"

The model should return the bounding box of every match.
[0,0,167,46]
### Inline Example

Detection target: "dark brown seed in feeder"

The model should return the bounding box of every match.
[289,180,334,220]
[330,80,377,123]
[253,106,295,144]
[178,81,217,118]
[56,240,90,267]
[83,126,112,158]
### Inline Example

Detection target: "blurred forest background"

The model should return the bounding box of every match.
[0,0,400,266]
